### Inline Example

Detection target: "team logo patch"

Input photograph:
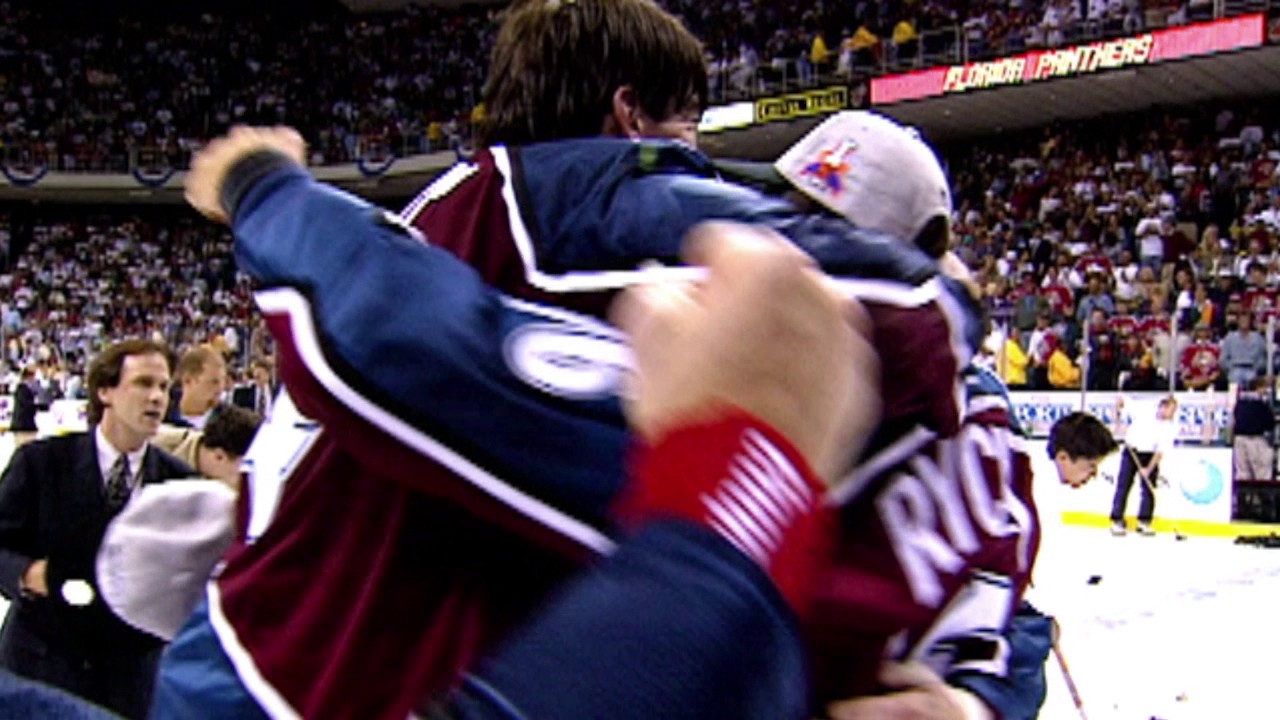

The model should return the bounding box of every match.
[504,323,632,400]
[800,139,858,196]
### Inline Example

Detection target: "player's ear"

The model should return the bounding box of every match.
[606,85,643,139]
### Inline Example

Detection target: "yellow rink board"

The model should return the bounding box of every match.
[1063,511,1279,538]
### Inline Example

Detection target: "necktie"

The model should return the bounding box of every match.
[105,454,132,513]
[256,387,266,416]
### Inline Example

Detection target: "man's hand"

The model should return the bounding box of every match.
[612,221,880,485]
[938,252,980,300]
[825,663,994,720]
[21,558,48,597]
[185,125,308,224]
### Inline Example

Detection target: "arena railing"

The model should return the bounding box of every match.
[2,2,1276,171]
[704,0,1279,104]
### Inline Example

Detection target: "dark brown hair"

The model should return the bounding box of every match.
[1047,412,1118,462]
[914,215,951,259]
[87,338,171,425]
[478,0,707,146]
[202,404,263,459]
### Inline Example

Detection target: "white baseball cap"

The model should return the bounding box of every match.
[774,111,952,246]
[96,479,237,640]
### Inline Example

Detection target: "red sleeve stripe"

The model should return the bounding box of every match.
[705,495,774,564]
[701,430,818,566]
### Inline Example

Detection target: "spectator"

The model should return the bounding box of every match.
[1010,272,1048,331]
[1047,335,1082,389]
[1028,313,1056,389]
[1220,312,1267,387]
[1076,273,1115,324]
[1232,377,1275,481]
[1086,307,1119,390]
[1178,323,1221,391]
[999,325,1030,389]
[8,366,38,447]
[167,345,227,430]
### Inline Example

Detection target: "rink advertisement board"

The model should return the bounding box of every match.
[45,399,88,435]
[1028,439,1234,525]
[1009,391,1230,444]
[0,398,88,436]
[871,13,1266,105]
[753,86,850,124]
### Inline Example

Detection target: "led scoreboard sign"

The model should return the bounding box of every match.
[871,13,1265,105]
[944,34,1155,92]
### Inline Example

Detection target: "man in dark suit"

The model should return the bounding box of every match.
[230,357,276,418]
[0,338,196,719]
[9,366,38,447]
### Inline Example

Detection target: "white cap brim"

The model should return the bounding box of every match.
[774,111,951,245]
[96,479,236,640]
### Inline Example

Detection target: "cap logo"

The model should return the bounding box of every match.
[800,139,858,196]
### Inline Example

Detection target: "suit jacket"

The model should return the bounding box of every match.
[162,386,186,427]
[230,383,275,415]
[1029,237,1055,275]
[10,383,36,433]
[0,431,197,662]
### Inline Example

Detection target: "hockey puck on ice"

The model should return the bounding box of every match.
[1087,575,1102,585]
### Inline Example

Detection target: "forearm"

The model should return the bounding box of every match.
[1147,451,1163,472]
[222,152,632,526]
[448,522,810,720]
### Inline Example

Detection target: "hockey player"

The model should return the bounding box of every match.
[442,412,1118,720]
[440,71,1038,709]
[156,3,1038,719]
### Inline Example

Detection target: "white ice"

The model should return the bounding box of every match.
[1034,524,1280,720]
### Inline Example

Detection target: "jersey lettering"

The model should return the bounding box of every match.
[879,424,1033,606]
[878,475,965,607]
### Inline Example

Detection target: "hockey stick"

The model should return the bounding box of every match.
[1051,628,1089,720]
[1123,444,1167,495]
[1121,444,1187,538]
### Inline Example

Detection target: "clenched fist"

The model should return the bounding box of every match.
[185,125,308,223]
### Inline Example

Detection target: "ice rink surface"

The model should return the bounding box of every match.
[1034,524,1280,720]
[0,431,1276,719]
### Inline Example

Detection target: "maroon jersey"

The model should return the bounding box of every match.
[208,142,1022,718]
[1180,341,1221,385]
[1243,287,1279,319]
[808,399,1038,698]
[1108,315,1140,338]
[1041,283,1073,316]
[1074,254,1113,278]
[1139,314,1172,341]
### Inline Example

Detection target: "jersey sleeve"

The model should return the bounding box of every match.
[509,140,982,465]
[445,521,811,720]
[227,157,631,541]
[945,600,1053,720]
[805,385,1041,702]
